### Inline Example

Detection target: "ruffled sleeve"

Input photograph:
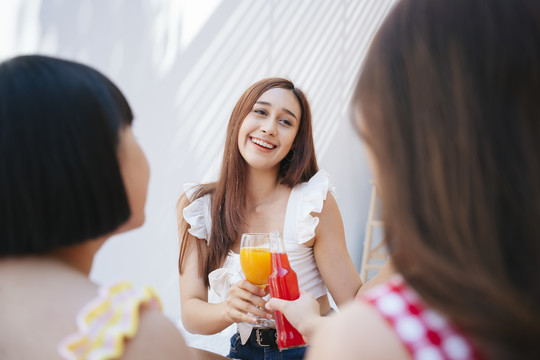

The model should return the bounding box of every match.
[295,170,336,244]
[207,253,243,303]
[58,281,162,360]
[207,253,253,345]
[182,183,212,244]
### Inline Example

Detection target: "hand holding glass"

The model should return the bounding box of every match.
[240,233,274,327]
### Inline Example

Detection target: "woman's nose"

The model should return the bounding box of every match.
[260,118,277,136]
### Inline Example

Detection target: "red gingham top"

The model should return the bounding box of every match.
[361,275,482,360]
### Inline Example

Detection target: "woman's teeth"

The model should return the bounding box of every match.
[251,138,275,149]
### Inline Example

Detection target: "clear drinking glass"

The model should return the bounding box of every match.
[240,233,275,327]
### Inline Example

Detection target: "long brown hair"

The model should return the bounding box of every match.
[354,0,540,358]
[179,78,318,286]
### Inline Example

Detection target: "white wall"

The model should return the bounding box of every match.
[1,0,394,329]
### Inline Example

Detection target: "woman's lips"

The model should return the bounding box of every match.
[250,137,277,149]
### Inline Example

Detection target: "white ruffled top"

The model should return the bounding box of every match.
[183,169,334,300]
[183,170,335,341]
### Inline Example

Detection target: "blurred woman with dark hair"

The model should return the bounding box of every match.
[267,0,540,359]
[0,55,225,360]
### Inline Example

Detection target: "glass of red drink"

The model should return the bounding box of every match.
[268,231,307,350]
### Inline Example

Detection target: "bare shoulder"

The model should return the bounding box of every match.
[313,191,344,240]
[306,301,410,360]
[318,190,338,212]
[122,308,228,360]
[325,191,338,205]
[121,307,193,359]
[314,192,342,224]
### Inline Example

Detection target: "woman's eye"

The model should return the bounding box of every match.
[254,109,267,116]
[280,119,292,126]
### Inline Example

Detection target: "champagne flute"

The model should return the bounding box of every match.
[240,233,274,327]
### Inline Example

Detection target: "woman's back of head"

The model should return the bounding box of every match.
[0,55,201,360]
[355,0,540,358]
[0,55,134,255]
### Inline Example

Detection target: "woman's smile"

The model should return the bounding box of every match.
[250,136,277,150]
[237,87,301,171]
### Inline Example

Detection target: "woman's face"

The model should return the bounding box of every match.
[237,87,301,172]
[115,126,150,233]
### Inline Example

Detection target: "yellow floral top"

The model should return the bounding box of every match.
[58,281,162,360]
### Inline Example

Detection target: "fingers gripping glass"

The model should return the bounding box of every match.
[240,233,275,328]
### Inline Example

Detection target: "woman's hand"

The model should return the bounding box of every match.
[265,291,323,341]
[222,280,273,324]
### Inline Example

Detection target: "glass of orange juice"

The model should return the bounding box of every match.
[240,233,274,327]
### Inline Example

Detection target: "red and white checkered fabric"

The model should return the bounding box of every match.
[361,275,482,360]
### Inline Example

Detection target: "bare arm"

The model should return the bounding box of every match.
[268,297,410,359]
[266,259,396,342]
[356,259,395,297]
[121,307,228,360]
[314,192,395,301]
[178,233,230,334]
[312,193,363,306]
[307,301,410,360]
[177,195,270,335]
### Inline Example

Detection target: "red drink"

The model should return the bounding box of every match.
[268,235,306,350]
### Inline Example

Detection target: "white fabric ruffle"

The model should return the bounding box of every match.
[182,183,212,244]
[207,253,242,303]
[294,170,335,244]
[182,171,334,246]
[207,253,252,345]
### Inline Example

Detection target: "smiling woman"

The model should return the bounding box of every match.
[176,78,367,360]
[238,88,301,172]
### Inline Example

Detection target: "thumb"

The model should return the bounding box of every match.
[265,297,289,311]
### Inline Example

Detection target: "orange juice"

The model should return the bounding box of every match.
[240,247,272,286]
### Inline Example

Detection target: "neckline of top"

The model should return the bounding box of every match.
[230,185,298,255]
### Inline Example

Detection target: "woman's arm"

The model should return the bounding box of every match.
[306,301,410,360]
[266,292,410,360]
[356,260,395,297]
[312,193,363,306]
[267,294,409,359]
[267,257,397,352]
[177,196,270,335]
[178,235,230,334]
[314,193,395,303]
[121,307,229,360]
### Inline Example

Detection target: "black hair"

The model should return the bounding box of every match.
[0,55,134,255]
